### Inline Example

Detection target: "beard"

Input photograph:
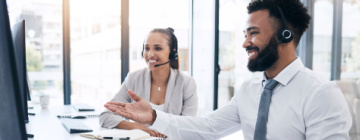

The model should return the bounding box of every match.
[247,35,279,72]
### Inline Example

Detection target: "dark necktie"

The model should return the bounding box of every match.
[254,79,279,140]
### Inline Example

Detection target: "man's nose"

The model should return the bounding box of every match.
[243,38,252,48]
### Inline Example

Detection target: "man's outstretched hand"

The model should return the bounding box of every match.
[104,90,156,125]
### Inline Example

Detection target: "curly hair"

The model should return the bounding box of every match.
[247,0,311,46]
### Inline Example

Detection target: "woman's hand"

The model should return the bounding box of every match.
[139,124,166,138]
[116,121,166,138]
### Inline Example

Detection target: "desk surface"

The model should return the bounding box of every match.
[26,105,157,140]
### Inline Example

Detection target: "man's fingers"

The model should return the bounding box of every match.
[128,89,142,102]
[105,101,126,107]
[105,104,129,116]
[114,109,132,118]
[104,104,117,112]
[104,104,123,111]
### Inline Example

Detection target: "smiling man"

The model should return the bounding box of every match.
[104,0,352,140]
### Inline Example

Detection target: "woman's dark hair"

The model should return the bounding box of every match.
[247,0,311,46]
[143,27,179,69]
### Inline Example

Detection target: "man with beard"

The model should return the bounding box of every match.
[104,0,352,139]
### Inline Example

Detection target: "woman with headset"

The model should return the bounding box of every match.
[99,27,198,137]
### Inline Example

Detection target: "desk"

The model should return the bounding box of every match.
[26,105,158,140]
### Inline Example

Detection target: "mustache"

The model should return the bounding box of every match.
[246,46,260,52]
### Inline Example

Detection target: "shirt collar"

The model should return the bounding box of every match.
[262,57,304,86]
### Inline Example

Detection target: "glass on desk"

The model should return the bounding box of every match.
[40,94,50,109]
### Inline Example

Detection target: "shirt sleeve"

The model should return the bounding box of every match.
[149,93,242,140]
[304,82,352,140]
[99,73,132,129]
[180,78,198,116]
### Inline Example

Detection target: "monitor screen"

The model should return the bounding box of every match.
[11,19,30,123]
[0,0,27,139]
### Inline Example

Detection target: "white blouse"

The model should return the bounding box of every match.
[150,102,164,112]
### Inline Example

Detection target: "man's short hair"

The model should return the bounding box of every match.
[247,0,311,46]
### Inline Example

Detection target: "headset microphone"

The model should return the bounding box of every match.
[154,57,177,67]
[154,60,171,67]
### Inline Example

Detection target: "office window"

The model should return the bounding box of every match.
[340,0,360,81]
[218,0,260,108]
[128,0,190,73]
[312,0,333,80]
[70,0,121,107]
[7,0,64,106]
[192,0,216,115]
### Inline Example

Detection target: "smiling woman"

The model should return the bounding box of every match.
[143,28,179,70]
[99,28,198,137]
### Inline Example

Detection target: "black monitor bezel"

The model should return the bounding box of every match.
[0,0,27,139]
[12,19,30,123]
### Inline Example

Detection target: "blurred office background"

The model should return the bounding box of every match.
[6,0,360,139]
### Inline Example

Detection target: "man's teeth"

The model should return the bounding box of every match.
[249,52,256,56]
[149,60,157,63]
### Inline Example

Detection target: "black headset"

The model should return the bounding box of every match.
[276,6,293,43]
[167,28,178,61]
[141,28,178,61]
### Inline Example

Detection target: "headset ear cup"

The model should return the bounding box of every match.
[141,40,146,58]
[141,49,144,58]
[141,47,144,58]
[169,51,178,60]
[277,28,293,43]
[173,52,178,60]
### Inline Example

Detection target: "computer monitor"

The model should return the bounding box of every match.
[0,0,27,140]
[11,19,30,123]
[27,74,31,101]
